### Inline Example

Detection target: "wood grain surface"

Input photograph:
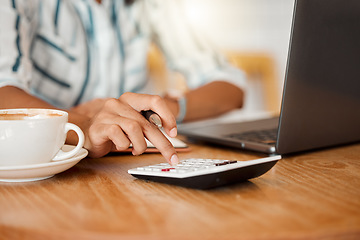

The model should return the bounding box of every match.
[1,140,360,240]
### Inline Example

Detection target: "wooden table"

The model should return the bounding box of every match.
[1,140,360,240]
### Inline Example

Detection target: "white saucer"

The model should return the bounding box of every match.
[0,145,88,182]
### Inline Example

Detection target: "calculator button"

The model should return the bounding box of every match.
[158,163,169,166]
[216,162,227,166]
[149,165,162,168]
[177,168,188,171]
[161,168,175,172]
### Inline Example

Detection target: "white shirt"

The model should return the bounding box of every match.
[0,0,246,109]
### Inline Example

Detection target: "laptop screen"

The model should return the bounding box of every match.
[276,0,360,154]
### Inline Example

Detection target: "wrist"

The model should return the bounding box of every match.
[164,95,187,123]
[176,96,187,123]
[66,111,91,146]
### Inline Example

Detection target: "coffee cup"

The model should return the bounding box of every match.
[0,108,85,167]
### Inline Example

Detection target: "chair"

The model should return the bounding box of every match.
[226,51,281,113]
[147,44,281,113]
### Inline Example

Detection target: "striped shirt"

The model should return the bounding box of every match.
[0,0,246,109]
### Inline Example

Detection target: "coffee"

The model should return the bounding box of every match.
[0,112,63,120]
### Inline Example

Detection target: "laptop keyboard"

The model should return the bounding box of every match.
[226,128,278,145]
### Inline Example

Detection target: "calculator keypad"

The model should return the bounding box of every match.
[136,159,238,174]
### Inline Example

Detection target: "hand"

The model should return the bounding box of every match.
[83,93,179,165]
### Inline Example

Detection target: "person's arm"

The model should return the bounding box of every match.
[164,81,244,122]
[71,80,244,123]
[0,86,179,165]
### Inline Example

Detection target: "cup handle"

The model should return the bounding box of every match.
[52,123,85,161]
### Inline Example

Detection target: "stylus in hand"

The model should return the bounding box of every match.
[141,110,162,128]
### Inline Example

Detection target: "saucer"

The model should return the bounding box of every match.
[0,145,88,182]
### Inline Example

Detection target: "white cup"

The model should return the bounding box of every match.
[0,108,84,166]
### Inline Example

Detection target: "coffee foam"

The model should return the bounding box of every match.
[0,112,63,120]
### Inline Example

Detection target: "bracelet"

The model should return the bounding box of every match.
[176,96,187,124]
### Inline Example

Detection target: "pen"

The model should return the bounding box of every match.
[141,110,162,128]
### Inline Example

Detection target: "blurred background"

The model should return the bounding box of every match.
[181,0,295,113]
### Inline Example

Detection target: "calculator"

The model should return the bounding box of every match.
[128,155,281,189]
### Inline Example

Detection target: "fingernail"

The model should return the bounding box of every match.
[170,154,179,166]
[169,127,177,138]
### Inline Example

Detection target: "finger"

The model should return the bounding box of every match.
[94,113,147,155]
[86,123,130,158]
[142,123,179,165]
[101,98,154,129]
[119,93,177,138]
[97,99,149,154]
[101,98,136,121]
[119,118,147,155]
[106,124,132,151]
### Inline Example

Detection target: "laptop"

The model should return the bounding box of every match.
[178,0,360,155]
